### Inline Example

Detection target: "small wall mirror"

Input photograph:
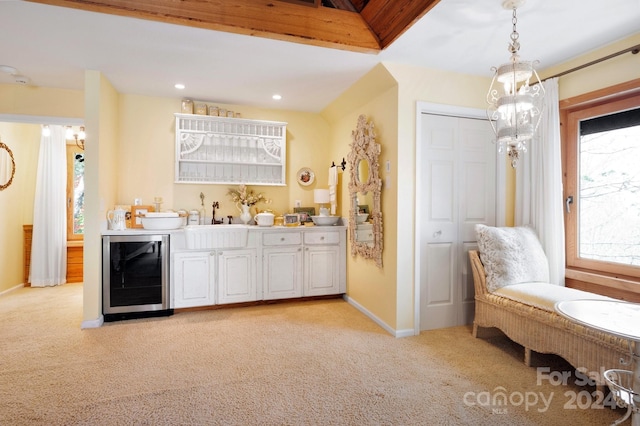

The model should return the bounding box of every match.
[0,140,16,191]
[348,115,383,268]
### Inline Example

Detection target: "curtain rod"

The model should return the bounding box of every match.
[543,43,640,81]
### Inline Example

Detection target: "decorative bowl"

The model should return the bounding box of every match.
[356,213,369,224]
[311,215,340,226]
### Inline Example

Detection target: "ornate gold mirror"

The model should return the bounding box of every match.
[0,139,16,191]
[348,115,383,268]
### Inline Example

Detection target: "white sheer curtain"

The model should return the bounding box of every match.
[30,125,67,287]
[515,78,565,285]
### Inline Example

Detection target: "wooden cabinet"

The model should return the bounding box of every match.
[173,251,215,308]
[217,249,257,304]
[175,113,287,185]
[23,225,84,285]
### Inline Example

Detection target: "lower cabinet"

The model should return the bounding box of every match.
[303,245,340,296]
[263,246,303,300]
[172,227,345,309]
[173,251,215,308]
[217,249,257,304]
[173,249,257,308]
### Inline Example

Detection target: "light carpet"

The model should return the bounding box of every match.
[0,283,626,425]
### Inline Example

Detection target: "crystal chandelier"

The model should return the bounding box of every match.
[487,0,544,168]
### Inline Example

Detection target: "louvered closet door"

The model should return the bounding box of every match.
[419,113,496,330]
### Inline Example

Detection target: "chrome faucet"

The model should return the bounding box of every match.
[211,201,223,224]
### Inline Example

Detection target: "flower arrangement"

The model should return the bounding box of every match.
[227,184,267,206]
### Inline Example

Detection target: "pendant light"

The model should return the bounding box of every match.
[487,0,544,168]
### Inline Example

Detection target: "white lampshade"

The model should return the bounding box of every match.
[314,189,330,204]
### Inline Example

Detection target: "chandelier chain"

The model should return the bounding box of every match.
[509,8,520,54]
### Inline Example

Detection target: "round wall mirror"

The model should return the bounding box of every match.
[0,141,16,191]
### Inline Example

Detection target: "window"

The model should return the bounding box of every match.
[563,86,640,280]
[66,146,84,240]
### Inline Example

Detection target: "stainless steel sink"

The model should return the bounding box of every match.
[184,225,249,249]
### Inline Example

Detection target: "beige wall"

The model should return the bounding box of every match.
[0,122,39,293]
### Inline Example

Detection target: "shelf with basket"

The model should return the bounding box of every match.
[175,113,287,185]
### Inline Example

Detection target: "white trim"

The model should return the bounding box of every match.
[0,283,24,297]
[344,295,408,338]
[0,114,83,125]
[81,315,104,329]
[414,101,506,335]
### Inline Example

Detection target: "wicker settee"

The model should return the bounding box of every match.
[469,249,630,385]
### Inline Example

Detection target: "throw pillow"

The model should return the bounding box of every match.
[475,224,550,292]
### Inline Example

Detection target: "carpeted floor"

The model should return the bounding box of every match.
[0,283,627,425]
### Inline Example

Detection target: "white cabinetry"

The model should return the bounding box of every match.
[173,249,257,307]
[262,232,303,300]
[173,251,215,308]
[171,226,346,309]
[217,249,257,304]
[303,232,341,296]
[175,113,287,185]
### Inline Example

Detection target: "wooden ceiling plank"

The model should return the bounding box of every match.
[26,0,381,53]
[361,0,441,49]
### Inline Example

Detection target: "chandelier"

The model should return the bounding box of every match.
[487,0,544,168]
[66,126,86,150]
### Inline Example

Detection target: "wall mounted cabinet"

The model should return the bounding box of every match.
[175,113,287,185]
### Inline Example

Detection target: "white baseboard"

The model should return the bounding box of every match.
[81,315,104,329]
[0,283,24,297]
[343,295,414,338]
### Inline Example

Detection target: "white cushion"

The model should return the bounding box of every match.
[475,224,550,292]
[494,283,615,312]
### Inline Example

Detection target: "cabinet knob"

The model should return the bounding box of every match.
[320,236,325,240]
[280,237,285,241]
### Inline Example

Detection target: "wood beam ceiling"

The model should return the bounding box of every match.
[26,0,440,53]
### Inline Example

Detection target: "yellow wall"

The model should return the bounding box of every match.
[0,123,39,293]
[324,64,400,329]
[114,95,332,219]
[82,71,120,324]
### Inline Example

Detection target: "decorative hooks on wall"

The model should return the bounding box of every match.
[331,157,346,171]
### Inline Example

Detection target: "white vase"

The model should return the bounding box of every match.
[240,203,252,225]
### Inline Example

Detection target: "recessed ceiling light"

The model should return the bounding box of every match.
[272,94,282,100]
[174,83,185,90]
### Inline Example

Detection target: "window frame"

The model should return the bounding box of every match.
[561,79,640,281]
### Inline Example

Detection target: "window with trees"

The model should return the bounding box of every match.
[563,84,640,281]
[66,145,84,240]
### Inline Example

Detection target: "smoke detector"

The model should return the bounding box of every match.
[14,75,30,85]
[0,65,31,86]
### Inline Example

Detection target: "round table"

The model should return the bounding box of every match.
[556,299,640,426]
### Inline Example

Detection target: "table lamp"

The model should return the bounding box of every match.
[314,189,331,216]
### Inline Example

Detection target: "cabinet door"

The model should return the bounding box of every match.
[217,249,257,304]
[173,251,215,308]
[263,247,302,300]
[303,245,340,296]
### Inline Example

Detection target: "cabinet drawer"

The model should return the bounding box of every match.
[304,232,340,245]
[263,232,302,246]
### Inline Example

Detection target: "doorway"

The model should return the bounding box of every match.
[414,103,504,332]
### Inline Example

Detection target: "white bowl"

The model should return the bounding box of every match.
[311,215,340,226]
[141,216,184,230]
[356,213,369,224]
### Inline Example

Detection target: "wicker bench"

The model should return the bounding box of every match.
[469,249,631,386]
